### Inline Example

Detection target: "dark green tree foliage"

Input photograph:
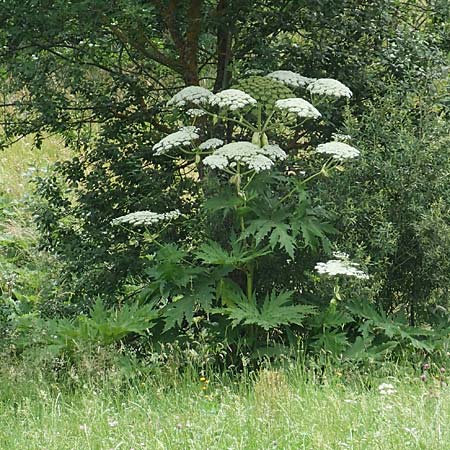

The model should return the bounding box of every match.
[318,86,450,327]
[0,0,449,305]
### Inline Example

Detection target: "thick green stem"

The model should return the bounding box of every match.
[257,104,262,132]
[246,264,254,302]
[261,109,275,133]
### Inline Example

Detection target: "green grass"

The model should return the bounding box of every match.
[0,364,448,450]
[0,135,70,199]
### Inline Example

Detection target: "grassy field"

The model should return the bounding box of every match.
[0,363,448,450]
[0,134,70,199]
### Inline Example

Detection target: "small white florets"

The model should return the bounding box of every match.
[199,138,224,150]
[259,144,287,161]
[111,210,180,226]
[266,70,315,88]
[167,86,214,107]
[315,252,368,279]
[152,126,199,155]
[275,98,321,119]
[331,133,352,143]
[308,78,352,98]
[378,383,396,395]
[202,154,228,170]
[186,108,206,117]
[316,141,360,160]
[203,141,277,173]
[209,89,257,111]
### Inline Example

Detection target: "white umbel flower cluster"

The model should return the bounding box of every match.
[210,89,257,111]
[153,126,199,155]
[199,138,224,150]
[203,141,278,172]
[275,98,321,119]
[331,133,352,143]
[167,86,214,107]
[308,78,353,98]
[266,70,315,88]
[259,144,287,160]
[378,383,396,396]
[186,108,205,117]
[315,251,368,279]
[316,141,360,160]
[202,154,228,170]
[111,210,180,226]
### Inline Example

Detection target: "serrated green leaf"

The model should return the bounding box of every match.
[268,223,295,258]
[162,296,195,332]
[222,290,315,331]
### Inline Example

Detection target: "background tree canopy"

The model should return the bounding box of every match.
[1,0,450,350]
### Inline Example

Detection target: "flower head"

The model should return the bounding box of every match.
[244,154,274,172]
[232,76,294,109]
[378,383,396,395]
[331,133,352,143]
[316,142,360,160]
[199,138,224,150]
[186,108,206,117]
[152,126,199,155]
[266,70,315,88]
[203,141,276,173]
[209,89,257,111]
[111,210,180,226]
[308,78,352,98]
[167,86,214,107]
[259,144,287,161]
[315,252,368,279]
[275,98,321,119]
[202,154,228,170]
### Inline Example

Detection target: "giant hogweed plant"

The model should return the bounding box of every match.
[112,72,366,351]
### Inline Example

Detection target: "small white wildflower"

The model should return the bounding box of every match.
[404,427,418,437]
[316,141,360,160]
[315,252,368,279]
[186,108,205,117]
[266,70,315,88]
[331,133,352,143]
[259,144,287,161]
[308,78,353,98]
[378,383,396,395]
[152,126,199,155]
[167,86,214,107]
[275,98,321,119]
[199,138,224,150]
[108,420,118,428]
[111,210,180,226]
[210,89,257,111]
[333,251,349,260]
